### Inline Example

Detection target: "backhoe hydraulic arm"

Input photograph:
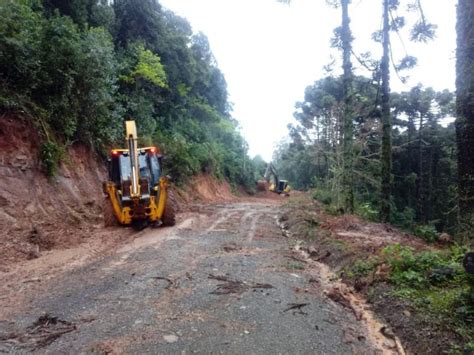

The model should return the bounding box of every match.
[126,121,140,198]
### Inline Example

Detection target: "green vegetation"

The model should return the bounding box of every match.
[331,236,474,350]
[285,261,305,271]
[40,141,64,177]
[356,203,378,222]
[413,224,439,243]
[276,76,457,234]
[0,0,259,189]
[382,244,473,345]
[348,258,379,278]
[273,1,463,238]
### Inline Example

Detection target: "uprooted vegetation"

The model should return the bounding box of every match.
[280,193,474,354]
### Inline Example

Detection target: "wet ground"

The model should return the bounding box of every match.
[0,202,387,354]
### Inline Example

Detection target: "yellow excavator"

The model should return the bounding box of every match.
[262,162,290,195]
[102,120,176,230]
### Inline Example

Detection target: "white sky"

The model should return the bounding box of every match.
[159,0,456,161]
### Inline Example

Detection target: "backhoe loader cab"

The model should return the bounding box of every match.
[107,148,160,202]
[103,121,176,230]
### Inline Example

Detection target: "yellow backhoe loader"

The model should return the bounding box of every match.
[102,120,176,230]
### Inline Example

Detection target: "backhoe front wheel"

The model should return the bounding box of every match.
[161,190,177,226]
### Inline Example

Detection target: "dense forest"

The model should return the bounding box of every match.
[0,0,260,189]
[273,0,470,240]
[274,77,457,234]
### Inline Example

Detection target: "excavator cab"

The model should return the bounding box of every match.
[276,179,289,194]
[269,179,289,194]
[103,121,176,230]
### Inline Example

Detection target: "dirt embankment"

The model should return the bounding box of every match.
[0,116,108,269]
[173,174,237,206]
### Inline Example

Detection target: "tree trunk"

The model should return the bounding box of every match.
[380,0,392,223]
[426,144,433,222]
[456,0,474,244]
[407,117,415,209]
[341,0,354,213]
[416,113,424,222]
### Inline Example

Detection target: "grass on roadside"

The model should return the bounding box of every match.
[344,243,474,352]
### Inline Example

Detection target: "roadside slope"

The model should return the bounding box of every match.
[280,193,473,354]
[0,116,106,268]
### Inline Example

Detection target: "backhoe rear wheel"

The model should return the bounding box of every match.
[161,190,177,226]
[102,196,118,227]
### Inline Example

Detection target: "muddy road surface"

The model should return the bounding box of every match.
[0,201,396,354]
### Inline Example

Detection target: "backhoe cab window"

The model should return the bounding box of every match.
[150,154,161,186]
[119,155,131,181]
[139,154,151,179]
[116,151,159,185]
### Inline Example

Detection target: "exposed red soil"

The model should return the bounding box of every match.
[0,116,117,269]
[172,174,237,206]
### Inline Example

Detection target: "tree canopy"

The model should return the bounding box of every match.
[0,0,260,189]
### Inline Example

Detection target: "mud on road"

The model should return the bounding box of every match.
[0,201,401,354]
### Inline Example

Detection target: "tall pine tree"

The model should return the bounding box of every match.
[380,0,392,223]
[456,0,474,244]
[341,0,354,214]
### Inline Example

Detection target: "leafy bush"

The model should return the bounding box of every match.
[351,257,379,277]
[414,224,439,243]
[383,243,473,341]
[324,204,344,216]
[357,202,378,222]
[40,141,64,177]
[391,206,416,230]
[312,188,332,205]
[382,243,468,288]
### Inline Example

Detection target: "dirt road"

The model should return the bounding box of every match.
[0,201,394,354]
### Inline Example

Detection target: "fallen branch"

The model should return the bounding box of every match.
[283,303,309,315]
[152,276,176,289]
[285,254,308,264]
[208,274,273,295]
